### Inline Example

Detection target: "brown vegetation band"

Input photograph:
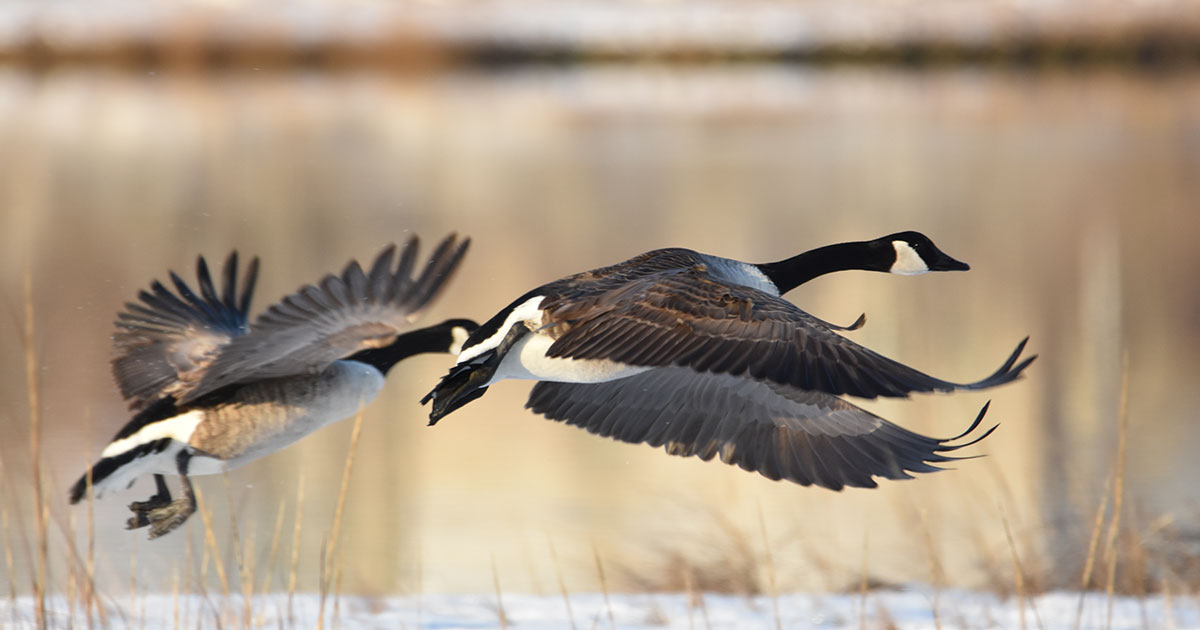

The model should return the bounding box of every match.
[1,2,1199,68]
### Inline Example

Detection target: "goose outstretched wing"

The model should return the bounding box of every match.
[111,252,259,411]
[178,234,468,403]
[527,367,996,490]
[542,266,1034,399]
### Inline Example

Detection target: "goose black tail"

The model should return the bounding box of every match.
[68,438,173,504]
[422,362,494,426]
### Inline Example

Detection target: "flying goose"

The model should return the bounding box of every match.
[70,235,474,538]
[422,231,1034,490]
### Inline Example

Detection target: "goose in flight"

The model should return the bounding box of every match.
[423,231,1033,490]
[70,235,474,538]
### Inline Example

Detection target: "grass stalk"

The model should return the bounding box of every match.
[592,542,616,630]
[47,484,103,630]
[187,514,199,582]
[545,534,577,630]
[184,517,195,628]
[85,467,97,630]
[221,473,253,630]
[1001,511,1027,630]
[1128,516,1148,630]
[1161,576,1176,630]
[681,563,711,630]
[319,405,367,630]
[243,517,257,630]
[918,508,943,630]
[1074,473,1114,630]
[1103,352,1130,630]
[859,532,869,630]
[287,474,306,625]
[683,566,696,630]
[757,506,782,630]
[23,265,47,630]
[491,554,509,630]
[260,498,288,596]
[4,505,17,628]
[67,510,77,630]
[333,552,345,630]
[873,601,898,630]
[1001,509,1044,630]
[318,539,329,630]
[196,487,232,602]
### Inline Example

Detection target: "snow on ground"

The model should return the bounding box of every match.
[4,589,1197,629]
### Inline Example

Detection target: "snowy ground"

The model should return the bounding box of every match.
[4,589,1198,629]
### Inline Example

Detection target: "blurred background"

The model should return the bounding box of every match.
[1,0,1199,604]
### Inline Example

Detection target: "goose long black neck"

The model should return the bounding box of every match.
[349,322,469,376]
[756,240,886,295]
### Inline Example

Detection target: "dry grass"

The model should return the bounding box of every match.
[23,266,47,630]
[491,554,509,630]
[3,368,1200,629]
[546,535,578,630]
[287,474,305,624]
[756,506,781,630]
[1001,510,1031,630]
[318,405,367,630]
[612,510,766,596]
[917,508,944,630]
[858,533,869,630]
[1103,355,1131,629]
[593,542,616,630]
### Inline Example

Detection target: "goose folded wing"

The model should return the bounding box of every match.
[526,367,996,490]
[112,252,259,411]
[178,234,469,404]
[543,268,1034,400]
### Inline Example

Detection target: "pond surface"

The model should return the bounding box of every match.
[0,65,1197,594]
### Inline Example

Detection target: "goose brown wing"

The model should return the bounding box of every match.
[178,234,469,403]
[112,252,259,411]
[543,267,1034,399]
[527,367,996,490]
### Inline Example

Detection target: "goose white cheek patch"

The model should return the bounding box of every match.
[449,326,471,355]
[890,241,929,275]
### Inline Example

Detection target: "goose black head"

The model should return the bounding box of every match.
[875,231,970,275]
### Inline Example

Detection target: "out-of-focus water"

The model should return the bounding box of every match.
[1,66,1197,594]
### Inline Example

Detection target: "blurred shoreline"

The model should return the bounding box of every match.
[2,1,1200,69]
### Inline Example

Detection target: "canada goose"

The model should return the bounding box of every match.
[423,231,1034,489]
[70,235,475,539]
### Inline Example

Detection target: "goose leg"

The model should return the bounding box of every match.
[146,472,195,539]
[130,451,197,539]
[126,474,172,530]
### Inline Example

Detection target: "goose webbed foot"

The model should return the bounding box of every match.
[126,465,196,539]
[133,496,196,539]
[126,474,173,530]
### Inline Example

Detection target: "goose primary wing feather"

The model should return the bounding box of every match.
[178,234,469,403]
[542,266,1034,400]
[527,367,996,490]
[112,252,259,411]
